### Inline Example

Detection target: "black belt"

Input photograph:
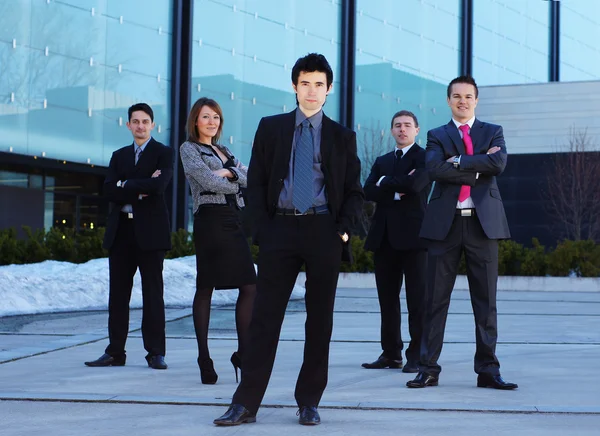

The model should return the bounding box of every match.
[276,205,329,216]
[120,211,134,219]
[456,208,476,217]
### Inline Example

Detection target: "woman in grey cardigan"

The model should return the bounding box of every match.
[180,97,257,384]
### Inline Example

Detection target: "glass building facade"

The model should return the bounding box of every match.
[1,0,598,244]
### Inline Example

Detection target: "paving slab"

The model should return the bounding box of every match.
[1,286,599,435]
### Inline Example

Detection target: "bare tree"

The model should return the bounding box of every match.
[353,121,393,236]
[358,120,393,183]
[544,127,600,242]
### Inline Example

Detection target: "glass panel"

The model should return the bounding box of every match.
[191,0,343,164]
[52,193,76,229]
[0,170,28,188]
[0,0,172,166]
[560,0,600,81]
[79,195,108,231]
[473,0,550,85]
[355,0,460,181]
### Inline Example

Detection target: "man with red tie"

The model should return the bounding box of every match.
[407,76,518,390]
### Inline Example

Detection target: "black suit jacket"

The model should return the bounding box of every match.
[363,145,430,251]
[103,138,174,251]
[246,110,364,261]
[420,119,511,241]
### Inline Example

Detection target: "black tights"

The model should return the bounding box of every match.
[193,284,256,360]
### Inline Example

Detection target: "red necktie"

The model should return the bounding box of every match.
[458,124,473,202]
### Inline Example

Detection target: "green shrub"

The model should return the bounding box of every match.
[0,228,24,265]
[21,226,51,263]
[498,240,525,276]
[340,235,374,273]
[45,227,77,262]
[547,239,600,277]
[166,228,195,259]
[76,228,107,263]
[520,238,548,276]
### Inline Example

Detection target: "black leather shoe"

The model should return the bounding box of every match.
[145,354,168,370]
[213,404,256,426]
[406,371,439,388]
[84,353,125,367]
[402,361,420,373]
[361,354,402,369]
[298,406,320,426]
[477,374,518,390]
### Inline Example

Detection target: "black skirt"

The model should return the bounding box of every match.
[193,204,257,290]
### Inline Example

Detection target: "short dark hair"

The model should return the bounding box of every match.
[390,110,419,128]
[186,97,224,145]
[447,76,479,99]
[128,103,154,122]
[291,53,334,88]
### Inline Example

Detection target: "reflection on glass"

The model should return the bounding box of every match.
[191,0,342,164]
[0,0,172,166]
[355,0,460,181]
[0,171,28,187]
[560,0,600,81]
[473,0,549,85]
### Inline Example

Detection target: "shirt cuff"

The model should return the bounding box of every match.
[376,176,386,187]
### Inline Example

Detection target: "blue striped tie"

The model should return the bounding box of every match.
[292,119,314,213]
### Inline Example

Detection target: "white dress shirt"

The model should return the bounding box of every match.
[451,118,476,209]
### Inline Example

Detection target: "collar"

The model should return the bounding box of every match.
[295,107,323,129]
[134,137,152,152]
[395,143,415,156]
[452,117,475,130]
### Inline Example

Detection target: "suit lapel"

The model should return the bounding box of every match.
[470,119,486,153]
[275,111,296,176]
[321,114,334,166]
[444,121,466,155]
[132,138,154,175]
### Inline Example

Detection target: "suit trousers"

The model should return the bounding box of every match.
[374,236,426,363]
[106,214,166,357]
[420,214,500,376]
[232,213,342,414]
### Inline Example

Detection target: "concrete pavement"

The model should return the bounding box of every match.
[1,287,599,435]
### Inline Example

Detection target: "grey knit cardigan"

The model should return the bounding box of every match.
[180,141,248,214]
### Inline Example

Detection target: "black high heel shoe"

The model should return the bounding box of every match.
[198,358,218,385]
[230,352,242,383]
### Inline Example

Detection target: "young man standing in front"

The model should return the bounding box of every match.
[214,53,364,426]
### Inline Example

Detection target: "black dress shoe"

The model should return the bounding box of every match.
[298,406,320,426]
[406,371,439,388]
[84,353,126,367]
[361,354,403,369]
[145,354,168,370]
[213,404,256,426]
[477,374,518,390]
[402,361,420,373]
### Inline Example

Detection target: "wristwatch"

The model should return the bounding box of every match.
[452,156,460,169]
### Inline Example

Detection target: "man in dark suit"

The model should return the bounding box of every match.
[407,76,517,390]
[85,103,173,370]
[362,110,430,374]
[214,53,363,427]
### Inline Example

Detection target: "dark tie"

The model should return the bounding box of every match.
[292,119,314,213]
[458,124,473,202]
[135,146,143,165]
[395,149,403,159]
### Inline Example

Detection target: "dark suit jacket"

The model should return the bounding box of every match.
[103,138,174,251]
[246,110,364,261]
[363,145,430,251]
[419,119,511,241]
